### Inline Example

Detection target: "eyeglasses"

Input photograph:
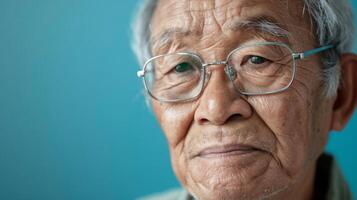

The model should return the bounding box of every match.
[137,42,333,102]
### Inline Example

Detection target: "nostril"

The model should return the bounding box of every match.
[198,113,243,125]
[227,113,243,122]
[198,117,210,125]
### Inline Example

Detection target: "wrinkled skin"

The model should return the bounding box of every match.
[148,0,356,199]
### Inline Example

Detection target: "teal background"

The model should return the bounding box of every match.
[0,1,356,200]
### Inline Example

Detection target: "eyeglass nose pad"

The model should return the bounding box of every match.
[224,65,237,81]
[202,64,211,77]
[204,68,211,84]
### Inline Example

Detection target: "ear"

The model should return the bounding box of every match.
[331,53,357,131]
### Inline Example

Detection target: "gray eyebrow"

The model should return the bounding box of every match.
[150,28,191,52]
[227,16,291,39]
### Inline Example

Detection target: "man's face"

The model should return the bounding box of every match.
[150,0,336,199]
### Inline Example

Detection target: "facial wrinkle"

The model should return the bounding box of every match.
[186,0,232,12]
[248,97,282,145]
[186,0,271,42]
[293,76,315,102]
[187,4,226,53]
[247,96,299,177]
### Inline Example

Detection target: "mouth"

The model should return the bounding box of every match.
[196,144,261,159]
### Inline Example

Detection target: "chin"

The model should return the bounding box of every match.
[183,163,291,200]
[188,182,289,200]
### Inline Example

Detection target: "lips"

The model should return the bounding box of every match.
[196,144,260,158]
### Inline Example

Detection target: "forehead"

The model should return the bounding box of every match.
[150,0,310,51]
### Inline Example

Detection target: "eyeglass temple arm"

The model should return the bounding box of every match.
[293,45,334,60]
[137,70,145,77]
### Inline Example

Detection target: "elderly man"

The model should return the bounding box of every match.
[132,0,357,199]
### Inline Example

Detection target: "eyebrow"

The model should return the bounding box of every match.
[228,16,291,39]
[150,27,192,52]
[151,15,291,52]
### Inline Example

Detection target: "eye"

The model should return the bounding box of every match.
[174,62,195,73]
[248,55,268,64]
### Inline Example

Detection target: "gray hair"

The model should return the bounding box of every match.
[131,0,355,98]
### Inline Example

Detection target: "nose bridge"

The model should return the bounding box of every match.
[202,60,234,105]
[194,59,251,125]
[197,72,235,124]
[201,59,233,98]
[203,60,237,83]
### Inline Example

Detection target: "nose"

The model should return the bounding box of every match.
[194,67,253,125]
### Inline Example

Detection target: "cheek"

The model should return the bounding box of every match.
[152,101,197,186]
[249,63,330,176]
[152,101,196,147]
[309,93,333,156]
[249,92,313,175]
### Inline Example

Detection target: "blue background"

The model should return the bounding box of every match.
[0,1,356,200]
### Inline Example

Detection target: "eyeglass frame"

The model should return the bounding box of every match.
[137,41,334,103]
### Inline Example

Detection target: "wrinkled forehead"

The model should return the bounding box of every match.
[150,0,311,49]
